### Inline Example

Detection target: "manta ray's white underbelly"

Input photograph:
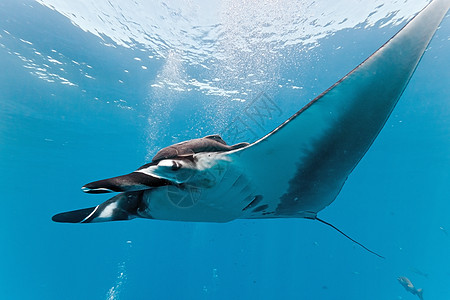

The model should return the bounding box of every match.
[137,157,256,222]
[137,152,320,222]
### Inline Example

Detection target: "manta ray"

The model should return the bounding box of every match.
[53,0,449,240]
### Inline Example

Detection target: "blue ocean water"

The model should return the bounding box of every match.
[0,0,449,299]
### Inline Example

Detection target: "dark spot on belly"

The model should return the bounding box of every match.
[252,204,268,212]
[242,195,263,211]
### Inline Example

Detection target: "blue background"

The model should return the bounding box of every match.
[1,1,449,299]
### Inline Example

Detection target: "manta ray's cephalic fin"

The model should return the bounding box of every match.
[52,191,144,223]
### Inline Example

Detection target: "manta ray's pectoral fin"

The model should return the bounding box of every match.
[52,191,144,223]
[229,0,450,217]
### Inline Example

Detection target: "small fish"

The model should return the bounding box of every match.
[397,276,423,300]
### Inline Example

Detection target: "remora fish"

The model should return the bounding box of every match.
[398,276,424,300]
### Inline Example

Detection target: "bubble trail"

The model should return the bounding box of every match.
[106,241,133,300]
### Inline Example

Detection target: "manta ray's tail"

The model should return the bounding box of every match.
[52,191,143,223]
[316,217,385,259]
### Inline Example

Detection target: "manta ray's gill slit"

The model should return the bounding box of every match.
[230,174,245,188]
[252,204,269,213]
[242,195,263,211]
[230,176,254,204]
